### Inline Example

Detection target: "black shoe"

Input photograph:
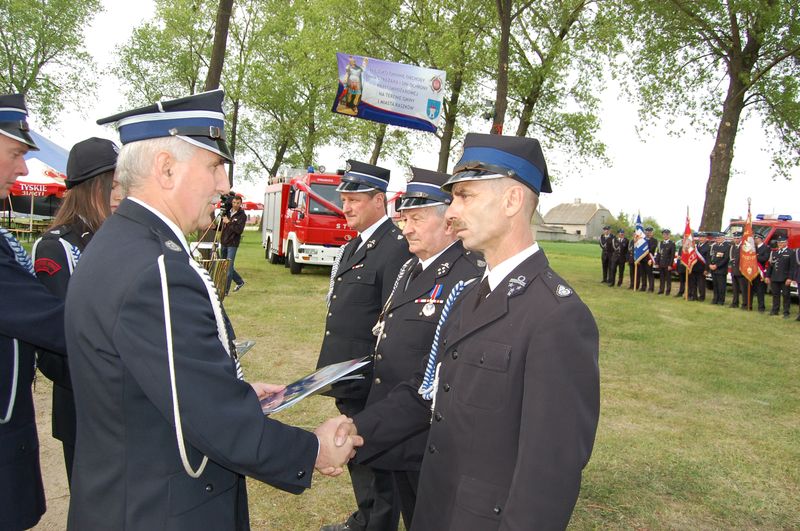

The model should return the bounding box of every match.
[741,306,749,310]
[233,281,245,292]
[657,291,664,295]
[796,315,800,321]
[783,314,790,319]
[674,293,683,297]
[758,308,765,313]
[769,311,779,316]
[320,524,355,531]
[729,303,737,308]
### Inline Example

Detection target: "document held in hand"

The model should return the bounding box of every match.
[260,357,371,415]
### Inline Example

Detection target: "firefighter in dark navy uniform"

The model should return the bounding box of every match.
[695,232,711,301]
[729,232,744,308]
[0,93,67,531]
[627,231,636,289]
[340,133,600,530]
[638,227,657,292]
[362,167,482,529]
[32,137,118,486]
[65,90,358,530]
[752,233,770,311]
[708,232,730,305]
[599,225,612,283]
[765,234,792,317]
[608,228,628,286]
[655,228,675,295]
[318,160,412,531]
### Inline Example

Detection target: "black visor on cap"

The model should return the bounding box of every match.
[399,196,446,210]
[0,122,39,150]
[336,180,377,193]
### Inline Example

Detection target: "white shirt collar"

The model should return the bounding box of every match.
[482,242,540,291]
[128,197,191,255]
[357,215,388,249]
[419,240,457,270]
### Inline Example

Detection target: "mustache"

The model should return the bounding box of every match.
[449,219,466,231]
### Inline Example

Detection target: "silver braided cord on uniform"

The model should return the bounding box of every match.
[0,227,35,276]
[188,259,244,380]
[326,244,347,307]
[372,258,415,343]
[418,277,477,400]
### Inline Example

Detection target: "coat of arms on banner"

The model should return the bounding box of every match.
[427,99,441,121]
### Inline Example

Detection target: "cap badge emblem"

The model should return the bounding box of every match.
[556,284,573,298]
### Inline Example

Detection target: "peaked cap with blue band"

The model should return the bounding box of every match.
[400,167,451,210]
[444,133,551,194]
[337,159,390,192]
[0,93,39,150]
[96,89,233,162]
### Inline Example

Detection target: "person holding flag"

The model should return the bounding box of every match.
[738,202,761,310]
[752,233,771,311]
[680,210,698,301]
[632,214,650,291]
[729,232,744,308]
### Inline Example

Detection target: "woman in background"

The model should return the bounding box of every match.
[32,137,118,486]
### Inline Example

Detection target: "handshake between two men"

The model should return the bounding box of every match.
[250,382,363,477]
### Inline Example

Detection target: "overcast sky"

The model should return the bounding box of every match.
[30,1,799,233]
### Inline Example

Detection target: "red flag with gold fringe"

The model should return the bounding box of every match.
[739,201,759,282]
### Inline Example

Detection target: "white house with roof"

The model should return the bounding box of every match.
[542,199,613,240]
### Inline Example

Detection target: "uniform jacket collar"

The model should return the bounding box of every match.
[391,241,469,309]
[450,249,550,345]
[116,198,190,257]
[340,218,395,272]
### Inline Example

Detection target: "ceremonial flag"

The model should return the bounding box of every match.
[680,209,697,269]
[633,213,649,264]
[739,201,759,281]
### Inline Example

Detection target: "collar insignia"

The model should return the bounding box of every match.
[507,275,527,297]
[436,262,450,276]
[165,240,182,252]
[367,239,376,248]
[397,234,404,240]
[52,229,61,235]
[556,284,573,298]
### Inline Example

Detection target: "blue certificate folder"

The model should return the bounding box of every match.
[260,357,371,415]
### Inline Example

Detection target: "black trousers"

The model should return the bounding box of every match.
[657,267,672,294]
[711,273,727,304]
[608,258,625,285]
[628,262,635,288]
[753,277,767,310]
[731,274,741,306]
[601,254,611,282]
[638,263,654,291]
[392,470,420,530]
[335,398,400,531]
[770,281,792,316]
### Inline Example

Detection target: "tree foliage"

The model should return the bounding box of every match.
[0,0,100,122]
[616,0,800,230]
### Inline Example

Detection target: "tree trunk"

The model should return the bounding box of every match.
[700,73,746,232]
[491,0,512,135]
[369,123,387,165]
[227,98,239,186]
[269,139,289,178]
[437,70,463,172]
[514,82,542,137]
[204,0,235,91]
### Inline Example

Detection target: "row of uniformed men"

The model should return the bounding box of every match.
[2,90,600,531]
[599,227,799,319]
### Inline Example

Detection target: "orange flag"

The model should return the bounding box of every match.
[739,201,759,281]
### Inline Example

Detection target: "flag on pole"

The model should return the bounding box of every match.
[680,209,697,269]
[633,213,649,264]
[739,200,759,281]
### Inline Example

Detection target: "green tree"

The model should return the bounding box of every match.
[0,0,100,122]
[504,0,616,170]
[113,0,218,105]
[617,0,800,231]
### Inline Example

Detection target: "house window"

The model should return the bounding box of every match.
[576,230,582,235]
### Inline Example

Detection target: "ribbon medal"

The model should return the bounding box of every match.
[417,284,444,316]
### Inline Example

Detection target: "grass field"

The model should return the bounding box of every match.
[34,235,800,529]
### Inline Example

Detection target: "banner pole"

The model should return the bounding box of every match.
[634,263,638,292]
[685,267,689,301]
[747,280,752,310]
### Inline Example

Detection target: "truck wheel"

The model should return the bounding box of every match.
[287,242,303,274]
[266,239,280,264]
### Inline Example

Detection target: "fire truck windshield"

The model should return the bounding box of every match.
[308,183,343,216]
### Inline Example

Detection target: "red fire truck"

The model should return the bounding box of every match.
[261,168,356,274]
